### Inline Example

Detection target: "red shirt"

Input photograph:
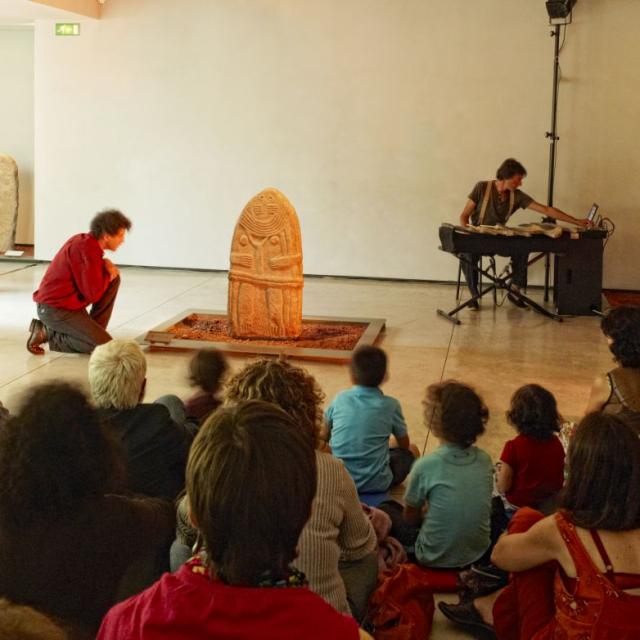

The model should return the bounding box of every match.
[33,233,110,310]
[500,434,565,508]
[98,560,359,640]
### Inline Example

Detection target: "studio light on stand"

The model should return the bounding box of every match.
[542,0,577,301]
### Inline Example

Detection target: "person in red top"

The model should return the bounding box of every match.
[27,209,131,355]
[439,413,640,640]
[496,384,565,511]
[98,401,369,640]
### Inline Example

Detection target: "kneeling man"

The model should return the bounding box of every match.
[27,209,131,354]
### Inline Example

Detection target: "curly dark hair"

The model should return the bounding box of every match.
[0,383,124,530]
[506,384,561,440]
[601,306,640,368]
[89,209,132,239]
[424,380,488,448]
[224,358,325,447]
[560,412,640,530]
[189,348,229,393]
[188,401,317,585]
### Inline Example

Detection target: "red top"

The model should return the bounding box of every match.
[537,512,640,639]
[97,559,360,640]
[500,433,565,508]
[33,233,110,310]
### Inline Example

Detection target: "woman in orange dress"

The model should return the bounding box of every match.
[440,412,640,639]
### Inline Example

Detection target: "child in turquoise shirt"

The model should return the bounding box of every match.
[325,346,419,493]
[404,381,493,568]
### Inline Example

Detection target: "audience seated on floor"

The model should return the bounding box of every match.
[586,306,640,426]
[325,345,419,495]
[183,347,228,426]
[0,383,175,640]
[441,412,640,639]
[98,401,372,640]
[174,358,378,621]
[88,339,194,500]
[0,598,68,640]
[496,384,565,515]
[403,381,493,568]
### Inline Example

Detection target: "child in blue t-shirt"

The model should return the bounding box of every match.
[404,381,493,568]
[324,346,419,494]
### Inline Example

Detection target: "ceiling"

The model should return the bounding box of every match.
[0,0,82,25]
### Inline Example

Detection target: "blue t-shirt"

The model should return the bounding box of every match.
[325,386,408,493]
[404,443,493,568]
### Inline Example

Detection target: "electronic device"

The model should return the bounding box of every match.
[587,203,599,223]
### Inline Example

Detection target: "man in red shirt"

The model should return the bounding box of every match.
[27,209,132,355]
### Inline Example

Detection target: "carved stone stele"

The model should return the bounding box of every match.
[228,188,303,339]
[0,156,19,253]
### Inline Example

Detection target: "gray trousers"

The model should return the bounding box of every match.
[37,276,120,354]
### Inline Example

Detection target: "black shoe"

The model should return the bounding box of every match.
[469,300,480,311]
[438,601,496,639]
[26,318,48,355]
[506,292,527,309]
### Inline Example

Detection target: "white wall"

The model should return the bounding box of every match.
[0,26,34,244]
[33,0,640,288]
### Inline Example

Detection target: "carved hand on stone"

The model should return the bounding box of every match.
[231,253,253,268]
[269,254,301,270]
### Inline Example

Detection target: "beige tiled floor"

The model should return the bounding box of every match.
[0,262,613,638]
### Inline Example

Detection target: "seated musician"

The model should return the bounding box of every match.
[459,158,590,309]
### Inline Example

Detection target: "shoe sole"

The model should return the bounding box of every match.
[26,318,45,355]
[438,602,496,639]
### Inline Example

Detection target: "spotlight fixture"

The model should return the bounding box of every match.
[545,0,577,20]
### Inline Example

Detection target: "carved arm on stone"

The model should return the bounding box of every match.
[269,253,302,270]
[230,252,253,268]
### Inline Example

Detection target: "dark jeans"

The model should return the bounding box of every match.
[37,276,120,354]
[389,447,416,487]
[461,253,528,297]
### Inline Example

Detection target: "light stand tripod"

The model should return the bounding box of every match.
[543,7,574,301]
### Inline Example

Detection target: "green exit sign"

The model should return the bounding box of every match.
[55,23,80,36]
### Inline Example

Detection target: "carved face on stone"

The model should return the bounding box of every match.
[239,189,288,237]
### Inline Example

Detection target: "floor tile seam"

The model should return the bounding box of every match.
[0,263,38,278]
[421,320,457,455]
[109,276,222,331]
[0,354,67,391]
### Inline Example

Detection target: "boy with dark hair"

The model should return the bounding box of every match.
[325,346,418,494]
[184,348,229,426]
[27,209,131,355]
[98,401,367,640]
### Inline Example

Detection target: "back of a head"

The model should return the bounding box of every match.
[189,348,229,393]
[601,305,640,368]
[89,339,147,409]
[506,384,560,440]
[0,599,67,640]
[186,400,317,585]
[424,380,488,448]
[89,209,131,239]
[561,412,640,530]
[350,345,387,388]
[0,383,118,529]
[496,158,527,180]
[224,358,324,445]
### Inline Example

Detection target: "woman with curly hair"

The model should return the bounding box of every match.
[0,383,174,640]
[174,358,377,622]
[586,305,640,417]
